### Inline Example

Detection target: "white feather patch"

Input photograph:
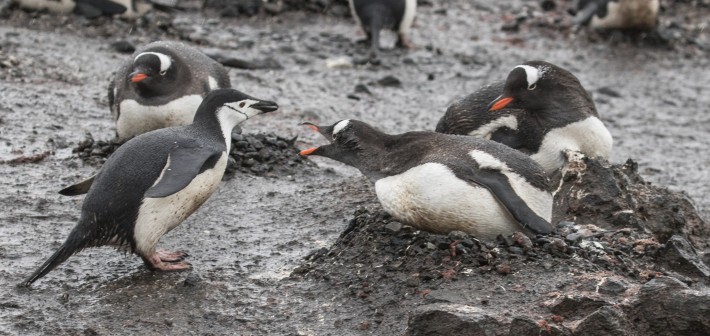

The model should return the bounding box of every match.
[117,95,203,141]
[333,120,351,137]
[515,65,542,88]
[468,115,519,139]
[135,52,172,73]
[399,0,418,34]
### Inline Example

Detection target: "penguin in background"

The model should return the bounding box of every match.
[13,0,151,18]
[300,119,554,238]
[348,0,417,62]
[23,89,278,286]
[109,41,231,142]
[437,60,613,176]
[571,0,660,30]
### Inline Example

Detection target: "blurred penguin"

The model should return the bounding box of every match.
[572,0,659,30]
[13,0,151,18]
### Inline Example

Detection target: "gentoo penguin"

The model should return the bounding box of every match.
[109,41,231,141]
[437,60,613,175]
[572,0,659,30]
[23,89,277,286]
[13,0,151,18]
[300,119,554,238]
[348,0,417,61]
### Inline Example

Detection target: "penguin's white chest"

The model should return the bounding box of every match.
[590,0,659,30]
[117,95,204,140]
[133,153,228,256]
[532,116,613,174]
[374,161,547,238]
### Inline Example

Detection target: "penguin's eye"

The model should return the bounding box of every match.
[239,102,246,108]
[528,83,537,90]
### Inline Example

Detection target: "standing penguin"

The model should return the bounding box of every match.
[23,89,277,286]
[109,41,231,141]
[437,61,613,175]
[571,0,659,30]
[348,0,417,61]
[300,119,554,238]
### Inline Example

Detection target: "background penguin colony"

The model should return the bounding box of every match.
[13,0,651,285]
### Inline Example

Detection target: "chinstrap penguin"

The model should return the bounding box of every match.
[437,60,613,175]
[348,0,417,62]
[23,88,278,286]
[300,119,554,238]
[13,0,151,18]
[109,41,231,141]
[571,0,659,30]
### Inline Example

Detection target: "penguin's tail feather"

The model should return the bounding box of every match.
[22,243,76,287]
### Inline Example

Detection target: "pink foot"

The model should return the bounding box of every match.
[143,254,191,271]
[156,249,187,262]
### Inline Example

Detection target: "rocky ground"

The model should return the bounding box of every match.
[0,0,708,335]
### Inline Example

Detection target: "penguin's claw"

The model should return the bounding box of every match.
[156,249,188,262]
[145,254,192,271]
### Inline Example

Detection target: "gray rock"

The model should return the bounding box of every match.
[385,222,403,233]
[573,306,628,336]
[406,304,502,336]
[658,235,710,280]
[597,277,630,295]
[631,276,710,335]
[549,295,608,319]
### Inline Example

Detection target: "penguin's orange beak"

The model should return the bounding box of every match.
[488,96,514,112]
[299,147,318,156]
[130,73,148,83]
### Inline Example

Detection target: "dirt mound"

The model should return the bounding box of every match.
[72,132,312,177]
[295,156,710,335]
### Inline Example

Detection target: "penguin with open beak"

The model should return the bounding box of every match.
[300,119,554,238]
[24,89,277,286]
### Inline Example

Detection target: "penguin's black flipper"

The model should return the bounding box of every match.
[144,145,221,198]
[59,175,96,196]
[462,168,553,235]
[75,0,127,16]
[572,0,602,26]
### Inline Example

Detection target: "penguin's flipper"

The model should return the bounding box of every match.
[463,169,553,235]
[572,1,601,26]
[75,0,128,16]
[144,146,221,198]
[59,175,96,196]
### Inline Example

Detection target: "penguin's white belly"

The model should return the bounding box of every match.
[374,162,548,239]
[531,116,613,174]
[398,0,417,34]
[133,153,227,256]
[117,95,203,140]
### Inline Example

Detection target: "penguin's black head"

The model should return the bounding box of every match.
[193,88,278,133]
[487,60,590,114]
[299,119,382,169]
[128,49,178,94]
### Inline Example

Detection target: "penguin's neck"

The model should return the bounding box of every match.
[192,108,236,151]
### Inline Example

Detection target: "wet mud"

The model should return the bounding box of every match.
[0,0,709,335]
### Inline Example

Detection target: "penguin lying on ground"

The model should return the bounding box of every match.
[300,119,554,238]
[348,0,417,62]
[23,89,277,286]
[436,60,613,176]
[13,0,151,18]
[571,0,659,30]
[110,41,231,142]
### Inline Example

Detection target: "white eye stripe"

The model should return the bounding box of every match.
[135,52,172,73]
[514,65,541,89]
[333,119,351,137]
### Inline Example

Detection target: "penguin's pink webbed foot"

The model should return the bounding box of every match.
[156,249,187,262]
[397,34,414,49]
[144,254,191,271]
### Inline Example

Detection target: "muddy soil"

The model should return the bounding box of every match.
[0,0,708,335]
